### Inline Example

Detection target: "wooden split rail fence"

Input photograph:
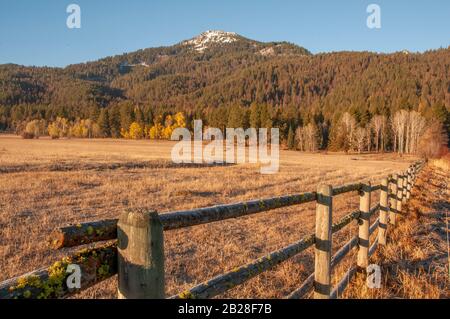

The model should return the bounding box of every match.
[0,160,426,299]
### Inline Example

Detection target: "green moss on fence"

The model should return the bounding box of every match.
[5,243,117,299]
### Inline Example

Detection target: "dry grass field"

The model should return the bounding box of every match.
[0,134,425,298]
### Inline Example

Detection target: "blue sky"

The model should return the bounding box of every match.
[0,0,449,67]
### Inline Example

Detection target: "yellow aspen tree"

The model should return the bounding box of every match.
[128,122,143,139]
[48,122,59,139]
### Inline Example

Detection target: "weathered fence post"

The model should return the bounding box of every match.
[406,167,412,200]
[396,175,404,217]
[314,184,333,299]
[411,165,416,187]
[389,174,398,226]
[378,178,389,245]
[117,209,165,299]
[357,182,371,269]
[402,172,408,203]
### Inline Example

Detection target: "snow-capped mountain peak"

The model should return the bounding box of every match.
[182,30,239,52]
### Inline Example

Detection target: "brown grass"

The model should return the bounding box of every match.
[0,135,420,298]
[340,158,449,299]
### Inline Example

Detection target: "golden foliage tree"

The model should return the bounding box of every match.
[124,122,144,139]
[70,119,101,138]
[47,117,69,139]
[22,120,46,139]
[149,112,186,140]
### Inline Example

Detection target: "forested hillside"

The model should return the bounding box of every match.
[0,31,448,152]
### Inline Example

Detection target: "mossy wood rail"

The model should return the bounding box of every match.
[0,161,425,299]
[0,243,117,299]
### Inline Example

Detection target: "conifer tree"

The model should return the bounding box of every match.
[98,108,110,137]
[135,106,145,127]
[108,106,121,138]
[287,124,295,149]
[249,103,261,128]
[119,102,134,132]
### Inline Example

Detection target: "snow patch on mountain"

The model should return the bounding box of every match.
[119,61,150,70]
[258,47,275,56]
[183,30,239,52]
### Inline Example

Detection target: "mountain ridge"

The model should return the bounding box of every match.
[0,31,448,138]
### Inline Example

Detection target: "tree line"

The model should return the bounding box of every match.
[18,106,187,141]
[0,44,448,155]
[15,100,448,157]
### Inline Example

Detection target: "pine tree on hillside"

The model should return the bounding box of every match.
[135,107,145,127]
[98,108,110,137]
[108,106,121,138]
[227,105,245,128]
[259,104,272,129]
[144,107,154,127]
[249,103,261,128]
[287,125,295,150]
[119,102,134,132]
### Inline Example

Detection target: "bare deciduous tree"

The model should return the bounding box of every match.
[366,125,372,152]
[408,111,426,154]
[391,110,409,154]
[340,112,356,151]
[295,123,318,152]
[295,126,305,151]
[370,115,387,152]
[355,127,367,154]
[391,110,426,155]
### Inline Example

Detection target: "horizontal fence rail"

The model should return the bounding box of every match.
[50,183,366,249]
[0,160,426,299]
[49,192,319,249]
[0,243,117,299]
[171,234,316,299]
